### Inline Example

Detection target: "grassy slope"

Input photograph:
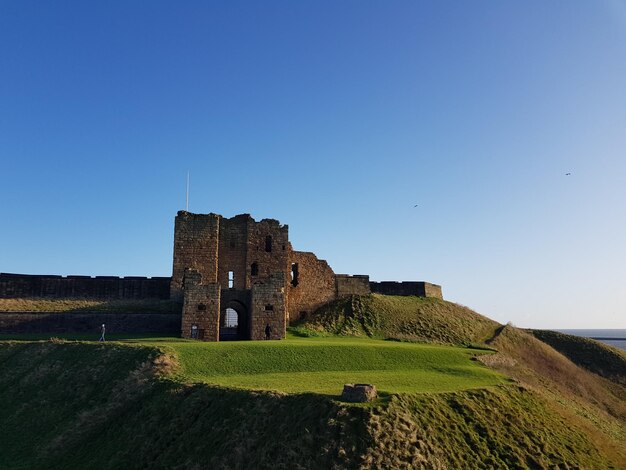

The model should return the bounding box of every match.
[2,340,622,469]
[0,298,181,313]
[480,325,626,465]
[167,336,505,394]
[0,333,506,395]
[296,294,499,345]
[2,294,625,468]
[530,328,626,385]
[299,294,626,466]
[0,341,164,469]
[0,341,369,470]
[364,386,616,469]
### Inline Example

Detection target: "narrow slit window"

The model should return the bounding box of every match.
[265,304,274,312]
[291,263,299,287]
[251,262,259,276]
[228,271,234,289]
[265,235,272,252]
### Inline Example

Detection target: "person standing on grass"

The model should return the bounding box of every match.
[99,323,106,342]
[265,323,271,340]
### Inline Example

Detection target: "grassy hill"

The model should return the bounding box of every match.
[479,324,626,464]
[363,385,618,469]
[530,328,626,385]
[1,294,625,468]
[0,298,181,313]
[294,294,499,345]
[1,339,622,469]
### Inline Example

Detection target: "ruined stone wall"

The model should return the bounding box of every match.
[217,214,250,290]
[0,312,180,334]
[175,213,290,296]
[0,273,170,299]
[287,251,337,322]
[370,281,443,299]
[180,270,221,341]
[251,274,286,340]
[171,211,219,301]
[335,275,371,297]
[423,282,443,299]
[246,218,289,289]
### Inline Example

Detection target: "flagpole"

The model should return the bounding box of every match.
[186,171,189,211]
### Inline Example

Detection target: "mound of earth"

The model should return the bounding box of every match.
[294,294,499,345]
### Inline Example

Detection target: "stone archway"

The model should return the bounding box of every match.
[219,300,249,341]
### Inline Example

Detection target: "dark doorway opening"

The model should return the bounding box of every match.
[219,300,250,341]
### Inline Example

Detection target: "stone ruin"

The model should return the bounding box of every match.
[0,210,443,340]
[341,384,378,402]
[171,211,443,341]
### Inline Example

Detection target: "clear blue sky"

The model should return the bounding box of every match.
[1,1,625,328]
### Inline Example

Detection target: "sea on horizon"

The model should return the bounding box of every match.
[556,329,626,351]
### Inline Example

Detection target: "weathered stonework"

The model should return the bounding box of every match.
[341,384,377,402]
[0,312,180,334]
[172,211,443,341]
[336,275,371,297]
[0,273,170,299]
[287,251,337,321]
[180,269,221,341]
[171,213,220,301]
[173,212,292,341]
[251,273,286,340]
[369,281,443,299]
[0,210,443,340]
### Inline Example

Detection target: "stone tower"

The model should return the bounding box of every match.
[172,211,289,341]
[171,210,441,341]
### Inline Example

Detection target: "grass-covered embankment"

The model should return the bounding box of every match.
[479,324,626,464]
[296,294,499,345]
[0,340,368,469]
[530,328,626,385]
[0,298,181,314]
[364,386,618,469]
[1,339,622,469]
[3,294,625,468]
[168,336,505,394]
[0,333,504,395]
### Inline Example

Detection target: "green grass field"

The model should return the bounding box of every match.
[163,336,505,395]
[0,332,506,395]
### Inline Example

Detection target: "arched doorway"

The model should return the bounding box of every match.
[219,300,249,341]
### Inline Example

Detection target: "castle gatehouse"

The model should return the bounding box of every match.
[170,211,442,341]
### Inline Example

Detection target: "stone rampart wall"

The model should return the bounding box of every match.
[336,274,371,297]
[0,273,171,300]
[0,312,180,334]
[370,281,443,299]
